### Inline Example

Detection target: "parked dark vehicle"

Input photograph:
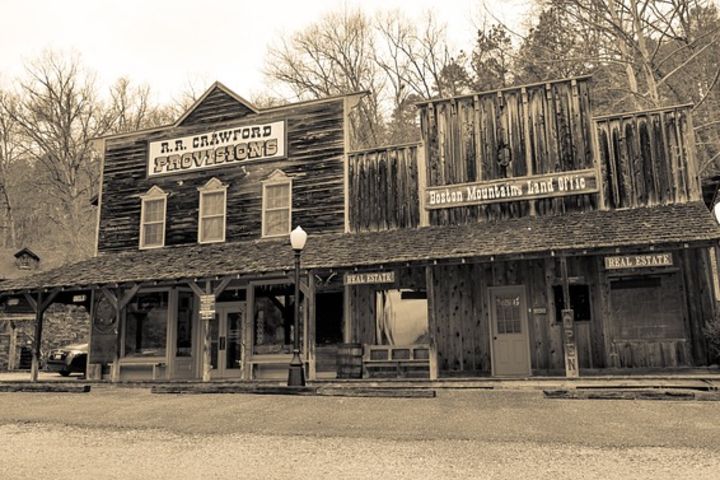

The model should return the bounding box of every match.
[45,343,88,377]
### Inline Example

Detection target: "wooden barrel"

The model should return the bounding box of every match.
[336,343,363,379]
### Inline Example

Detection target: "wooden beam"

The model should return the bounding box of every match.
[213,277,233,297]
[23,293,37,313]
[202,280,212,382]
[100,287,119,310]
[306,273,317,380]
[560,256,579,378]
[39,289,60,313]
[30,292,43,382]
[118,283,141,309]
[186,280,204,298]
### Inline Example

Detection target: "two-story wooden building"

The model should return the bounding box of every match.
[2,76,719,382]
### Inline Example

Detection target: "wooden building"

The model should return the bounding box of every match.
[1,77,719,382]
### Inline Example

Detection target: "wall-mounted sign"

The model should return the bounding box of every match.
[344,271,396,286]
[562,309,578,378]
[604,252,673,270]
[425,169,598,210]
[199,294,216,321]
[147,120,286,177]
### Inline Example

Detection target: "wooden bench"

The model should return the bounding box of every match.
[115,361,167,381]
[363,345,431,379]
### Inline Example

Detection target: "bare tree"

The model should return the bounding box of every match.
[6,51,112,260]
[106,78,174,134]
[0,91,22,247]
[265,9,386,148]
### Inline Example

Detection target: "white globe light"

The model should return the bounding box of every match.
[714,202,720,225]
[290,226,307,251]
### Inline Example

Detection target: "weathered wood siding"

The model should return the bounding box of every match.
[419,77,597,225]
[98,99,346,252]
[179,86,256,127]
[595,105,701,208]
[348,144,421,232]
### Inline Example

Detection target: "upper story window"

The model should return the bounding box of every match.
[262,170,292,238]
[139,186,168,249]
[198,178,227,244]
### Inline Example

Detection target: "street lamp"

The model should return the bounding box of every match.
[288,226,307,387]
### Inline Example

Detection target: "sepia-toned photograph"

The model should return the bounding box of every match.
[1,0,720,478]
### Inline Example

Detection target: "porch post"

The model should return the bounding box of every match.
[202,281,213,382]
[306,272,316,381]
[30,292,43,382]
[560,256,579,378]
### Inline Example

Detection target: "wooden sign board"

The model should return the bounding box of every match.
[344,271,396,286]
[199,294,216,321]
[604,252,673,270]
[562,309,578,378]
[147,120,286,177]
[425,169,598,210]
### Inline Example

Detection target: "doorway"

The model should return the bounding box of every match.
[489,286,531,376]
[209,302,245,379]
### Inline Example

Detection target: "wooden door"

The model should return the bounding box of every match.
[490,286,531,376]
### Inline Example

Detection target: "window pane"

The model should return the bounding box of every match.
[143,223,163,247]
[264,209,289,236]
[202,191,225,216]
[201,217,224,242]
[176,291,193,357]
[375,290,429,345]
[266,184,290,209]
[143,199,164,223]
[253,284,297,355]
[124,292,168,357]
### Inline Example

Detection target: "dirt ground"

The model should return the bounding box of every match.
[0,387,719,479]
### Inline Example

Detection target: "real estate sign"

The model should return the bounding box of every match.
[604,253,673,270]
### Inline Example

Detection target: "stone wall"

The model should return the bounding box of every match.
[2,305,90,370]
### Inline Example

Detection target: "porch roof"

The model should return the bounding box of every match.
[1,202,719,293]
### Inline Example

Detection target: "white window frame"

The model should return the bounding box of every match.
[261,169,292,238]
[198,177,228,244]
[139,186,168,250]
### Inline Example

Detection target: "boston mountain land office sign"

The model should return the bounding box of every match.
[425,169,598,209]
[147,120,286,177]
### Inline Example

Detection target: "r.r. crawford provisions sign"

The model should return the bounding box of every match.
[425,169,598,209]
[147,121,286,177]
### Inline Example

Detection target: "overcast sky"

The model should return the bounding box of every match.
[0,0,529,104]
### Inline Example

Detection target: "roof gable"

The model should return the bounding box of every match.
[175,81,259,127]
[14,247,40,261]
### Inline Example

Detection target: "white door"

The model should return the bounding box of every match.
[209,303,245,379]
[490,286,531,377]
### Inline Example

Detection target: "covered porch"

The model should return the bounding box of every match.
[1,202,719,382]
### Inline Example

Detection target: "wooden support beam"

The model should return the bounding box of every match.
[306,273,316,381]
[202,280,212,382]
[213,277,233,297]
[186,280,204,298]
[560,257,579,378]
[29,292,43,382]
[118,283,141,309]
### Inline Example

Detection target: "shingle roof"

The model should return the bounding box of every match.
[1,203,718,293]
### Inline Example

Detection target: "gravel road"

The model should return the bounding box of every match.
[1,387,719,479]
[1,422,719,480]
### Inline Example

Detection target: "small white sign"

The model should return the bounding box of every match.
[604,253,673,270]
[147,120,286,177]
[344,271,396,286]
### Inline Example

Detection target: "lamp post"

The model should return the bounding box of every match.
[288,226,307,387]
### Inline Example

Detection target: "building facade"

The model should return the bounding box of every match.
[1,77,719,381]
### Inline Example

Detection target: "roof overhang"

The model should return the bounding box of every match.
[1,203,718,295]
